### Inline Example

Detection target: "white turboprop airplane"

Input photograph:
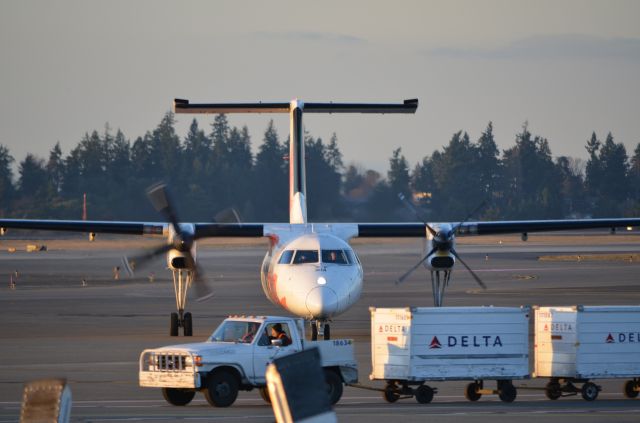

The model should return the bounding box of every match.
[2,98,639,340]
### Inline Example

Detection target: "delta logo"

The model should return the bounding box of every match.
[429,336,442,349]
[427,335,503,349]
[605,332,640,343]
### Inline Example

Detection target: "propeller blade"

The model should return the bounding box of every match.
[147,183,181,234]
[183,252,214,301]
[452,199,488,236]
[121,244,174,276]
[396,247,437,285]
[397,193,437,237]
[451,248,487,290]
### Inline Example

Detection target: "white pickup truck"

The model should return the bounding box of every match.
[139,315,358,407]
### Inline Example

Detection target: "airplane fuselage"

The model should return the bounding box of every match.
[259,227,363,321]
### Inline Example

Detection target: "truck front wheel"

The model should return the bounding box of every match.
[204,370,239,407]
[162,388,195,406]
[324,369,343,405]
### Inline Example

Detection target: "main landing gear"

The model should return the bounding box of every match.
[170,269,194,336]
[311,320,331,341]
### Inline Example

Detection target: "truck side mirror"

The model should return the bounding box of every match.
[271,339,283,347]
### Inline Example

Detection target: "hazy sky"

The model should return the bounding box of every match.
[2,0,639,173]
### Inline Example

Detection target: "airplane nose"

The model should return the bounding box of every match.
[305,286,338,318]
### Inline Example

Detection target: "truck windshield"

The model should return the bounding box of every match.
[211,321,263,344]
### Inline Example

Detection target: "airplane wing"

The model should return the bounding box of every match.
[356,218,640,237]
[456,218,640,236]
[2,217,638,239]
[0,219,266,238]
[0,219,165,235]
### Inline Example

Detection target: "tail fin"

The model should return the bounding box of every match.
[174,98,418,224]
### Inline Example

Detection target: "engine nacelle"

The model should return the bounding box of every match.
[428,253,455,269]
[167,247,197,270]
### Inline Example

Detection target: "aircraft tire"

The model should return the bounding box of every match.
[184,312,193,336]
[170,313,179,337]
[162,388,195,406]
[204,370,239,407]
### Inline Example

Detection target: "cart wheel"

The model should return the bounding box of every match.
[581,382,598,402]
[498,383,517,403]
[383,386,400,403]
[464,382,481,402]
[414,385,434,404]
[623,380,639,399]
[545,382,562,400]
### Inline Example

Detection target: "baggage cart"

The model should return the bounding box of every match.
[534,305,640,401]
[370,306,530,403]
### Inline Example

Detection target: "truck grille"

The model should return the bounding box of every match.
[151,353,189,371]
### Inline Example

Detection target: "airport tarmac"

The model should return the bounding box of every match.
[1,233,640,422]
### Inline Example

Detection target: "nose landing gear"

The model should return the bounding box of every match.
[430,270,452,307]
[310,320,331,340]
[170,269,194,336]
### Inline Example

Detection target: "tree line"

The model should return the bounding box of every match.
[0,113,638,223]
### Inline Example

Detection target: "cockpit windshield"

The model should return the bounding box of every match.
[321,249,349,265]
[278,250,294,264]
[292,250,319,264]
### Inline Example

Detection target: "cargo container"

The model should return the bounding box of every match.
[370,306,530,403]
[534,305,640,401]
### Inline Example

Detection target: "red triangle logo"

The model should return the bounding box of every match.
[429,336,442,349]
[606,333,614,343]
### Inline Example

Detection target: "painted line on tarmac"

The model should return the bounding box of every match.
[0,361,137,369]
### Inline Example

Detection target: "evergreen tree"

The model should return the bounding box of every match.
[182,119,212,218]
[387,148,410,198]
[14,154,48,216]
[555,156,587,217]
[220,125,253,217]
[501,123,563,218]
[18,154,47,197]
[326,133,344,171]
[305,134,344,220]
[46,142,64,195]
[476,122,501,196]
[104,130,132,218]
[411,156,436,214]
[0,145,15,214]
[594,133,629,216]
[150,112,181,181]
[253,120,287,220]
[585,132,603,208]
[629,143,640,214]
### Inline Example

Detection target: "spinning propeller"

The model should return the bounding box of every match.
[122,183,213,301]
[395,193,487,290]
